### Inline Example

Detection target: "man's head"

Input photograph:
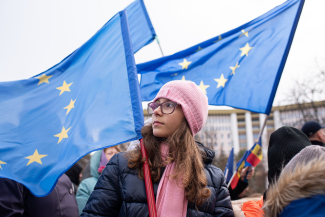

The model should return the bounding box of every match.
[301,121,325,143]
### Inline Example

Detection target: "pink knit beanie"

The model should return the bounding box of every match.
[153,80,208,136]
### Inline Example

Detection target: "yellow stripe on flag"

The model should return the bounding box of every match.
[251,144,263,161]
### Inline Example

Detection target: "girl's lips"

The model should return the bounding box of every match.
[153,121,163,126]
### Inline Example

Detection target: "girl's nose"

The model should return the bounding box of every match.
[153,105,162,116]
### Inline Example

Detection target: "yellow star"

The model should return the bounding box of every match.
[25,150,47,166]
[239,29,249,37]
[178,59,192,70]
[0,160,6,169]
[54,126,71,144]
[230,62,240,75]
[171,73,178,77]
[56,81,73,96]
[214,35,222,43]
[64,99,76,115]
[181,75,186,81]
[195,46,203,52]
[36,74,52,85]
[239,43,253,57]
[214,74,228,88]
[198,81,210,94]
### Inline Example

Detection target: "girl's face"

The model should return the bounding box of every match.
[104,147,119,161]
[151,98,185,137]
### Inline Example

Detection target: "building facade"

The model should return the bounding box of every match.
[144,100,325,157]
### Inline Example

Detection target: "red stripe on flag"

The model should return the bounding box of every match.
[230,173,240,189]
[246,153,261,167]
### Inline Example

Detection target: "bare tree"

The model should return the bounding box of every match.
[284,64,325,127]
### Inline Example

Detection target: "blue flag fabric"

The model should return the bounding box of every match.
[0,11,144,196]
[224,147,234,183]
[138,0,304,114]
[236,150,250,169]
[126,0,156,53]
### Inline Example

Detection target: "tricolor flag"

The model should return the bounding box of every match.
[230,151,250,190]
[246,138,263,167]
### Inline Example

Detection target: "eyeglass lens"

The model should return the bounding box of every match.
[148,102,177,114]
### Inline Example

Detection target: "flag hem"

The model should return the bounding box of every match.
[120,10,144,139]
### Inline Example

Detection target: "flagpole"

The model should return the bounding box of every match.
[227,114,269,189]
[155,36,164,57]
[256,114,269,143]
[243,114,269,180]
[227,171,236,188]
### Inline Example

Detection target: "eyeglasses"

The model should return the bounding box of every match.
[147,101,179,115]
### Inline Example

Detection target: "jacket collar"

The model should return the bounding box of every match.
[196,141,215,165]
[310,140,325,147]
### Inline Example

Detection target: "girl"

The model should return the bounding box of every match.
[81,80,234,217]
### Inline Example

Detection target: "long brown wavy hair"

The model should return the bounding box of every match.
[126,119,211,205]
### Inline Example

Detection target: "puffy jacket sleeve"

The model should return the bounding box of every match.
[81,154,122,217]
[210,166,234,217]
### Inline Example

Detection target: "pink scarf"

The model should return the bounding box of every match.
[156,144,188,217]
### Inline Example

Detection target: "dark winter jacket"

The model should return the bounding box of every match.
[0,174,79,217]
[81,143,234,217]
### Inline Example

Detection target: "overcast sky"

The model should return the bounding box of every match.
[1,0,324,109]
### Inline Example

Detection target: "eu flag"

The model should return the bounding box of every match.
[0,11,143,196]
[224,147,234,183]
[138,0,304,114]
[126,0,157,53]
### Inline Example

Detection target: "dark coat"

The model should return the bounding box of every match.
[310,140,325,147]
[81,144,234,217]
[0,174,79,217]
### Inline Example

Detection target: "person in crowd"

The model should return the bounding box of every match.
[301,120,325,146]
[231,126,312,217]
[65,161,83,195]
[81,80,234,217]
[76,146,120,215]
[264,145,325,217]
[228,166,255,200]
[0,174,79,217]
[266,126,311,187]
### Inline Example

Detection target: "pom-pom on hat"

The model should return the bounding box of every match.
[153,80,208,136]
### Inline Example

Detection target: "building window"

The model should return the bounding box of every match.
[221,134,224,138]
[239,134,246,139]
[239,143,246,148]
